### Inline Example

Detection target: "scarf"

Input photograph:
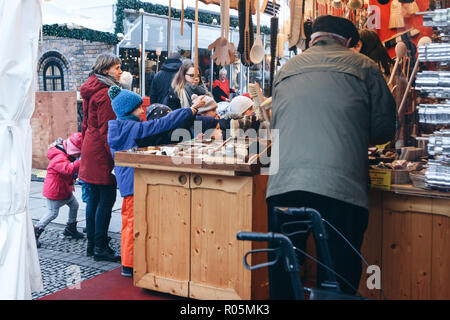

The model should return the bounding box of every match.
[94,73,120,88]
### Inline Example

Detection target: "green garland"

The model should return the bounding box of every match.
[43,24,118,45]
[115,0,270,36]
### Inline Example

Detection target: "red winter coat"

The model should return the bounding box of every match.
[43,146,80,200]
[79,75,117,185]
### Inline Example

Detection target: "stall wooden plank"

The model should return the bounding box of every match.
[251,175,269,299]
[358,190,383,300]
[431,214,450,299]
[189,174,254,300]
[381,202,432,300]
[133,169,191,297]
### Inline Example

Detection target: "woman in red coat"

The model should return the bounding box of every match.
[212,68,236,103]
[79,53,122,262]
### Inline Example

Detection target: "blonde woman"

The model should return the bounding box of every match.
[168,60,207,109]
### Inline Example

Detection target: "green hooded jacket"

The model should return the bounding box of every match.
[266,38,397,209]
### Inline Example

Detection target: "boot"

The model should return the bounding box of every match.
[86,240,94,257]
[94,245,121,262]
[34,225,44,248]
[63,222,84,239]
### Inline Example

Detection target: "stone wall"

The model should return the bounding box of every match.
[38,36,115,92]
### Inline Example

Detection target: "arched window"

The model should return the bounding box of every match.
[43,62,64,91]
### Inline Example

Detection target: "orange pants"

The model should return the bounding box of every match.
[121,195,134,268]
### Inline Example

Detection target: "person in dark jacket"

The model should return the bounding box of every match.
[150,52,183,104]
[266,16,397,299]
[79,53,122,262]
[107,86,199,277]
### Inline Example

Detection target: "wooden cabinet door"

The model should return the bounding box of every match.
[189,174,255,300]
[133,169,191,297]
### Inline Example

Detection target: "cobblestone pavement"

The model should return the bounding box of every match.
[31,220,121,300]
[29,170,124,300]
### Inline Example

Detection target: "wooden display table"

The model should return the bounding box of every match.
[115,148,270,300]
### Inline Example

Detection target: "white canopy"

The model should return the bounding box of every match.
[0,0,43,299]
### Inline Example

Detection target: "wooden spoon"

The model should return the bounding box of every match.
[388,41,407,87]
[250,0,265,64]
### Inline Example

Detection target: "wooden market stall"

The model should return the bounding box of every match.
[115,140,271,300]
[110,0,450,301]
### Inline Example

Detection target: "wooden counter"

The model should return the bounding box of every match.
[357,185,450,300]
[115,149,270,300]
[116,148,449,300]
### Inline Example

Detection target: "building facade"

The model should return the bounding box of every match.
[37,36,115,93]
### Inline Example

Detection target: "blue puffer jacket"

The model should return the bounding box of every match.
[108,107,194,197]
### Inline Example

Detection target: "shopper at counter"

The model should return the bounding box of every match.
[107,86,200,277]
[266,15,397,298]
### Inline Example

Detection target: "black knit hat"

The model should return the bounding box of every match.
[146,104,172,120]
[312,15,360,48]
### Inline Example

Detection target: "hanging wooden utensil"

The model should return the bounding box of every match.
[181,0,184,36]
[208,0,236,66]
[250,0,264,64]
[244,0,251,64]
[168,0,172,54]
[195,0,199,78]
[388,41,407,87]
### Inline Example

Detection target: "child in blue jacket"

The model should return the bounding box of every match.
[107,86,201,277]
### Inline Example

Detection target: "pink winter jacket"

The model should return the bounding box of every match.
[42,146,80,200]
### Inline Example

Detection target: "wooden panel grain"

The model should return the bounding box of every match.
[381,198,433,300]
[190,174,254,300]
[32,91,77,169]
[250,175,270,299]
[133,169,191,297]
[431,214,450,299]
[358,190,383,300]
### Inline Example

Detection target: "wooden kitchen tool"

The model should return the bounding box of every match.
[398,36,432,117]
[208,0,236,66]
[168,0,172,54]
[181,0,184,36]
[250,0,264,64]
[388,41,407,87]
[195,0,199,78]
[244,0,251,64]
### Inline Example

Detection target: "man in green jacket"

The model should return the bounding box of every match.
[266,15,397,298]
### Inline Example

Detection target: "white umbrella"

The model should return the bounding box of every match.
[0,0,43,299]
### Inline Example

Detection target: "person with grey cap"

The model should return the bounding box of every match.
[266,15,397,299]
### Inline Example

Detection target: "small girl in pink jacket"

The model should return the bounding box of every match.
[34,132,84,248]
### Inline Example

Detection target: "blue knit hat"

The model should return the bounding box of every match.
[108,86,143,119]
